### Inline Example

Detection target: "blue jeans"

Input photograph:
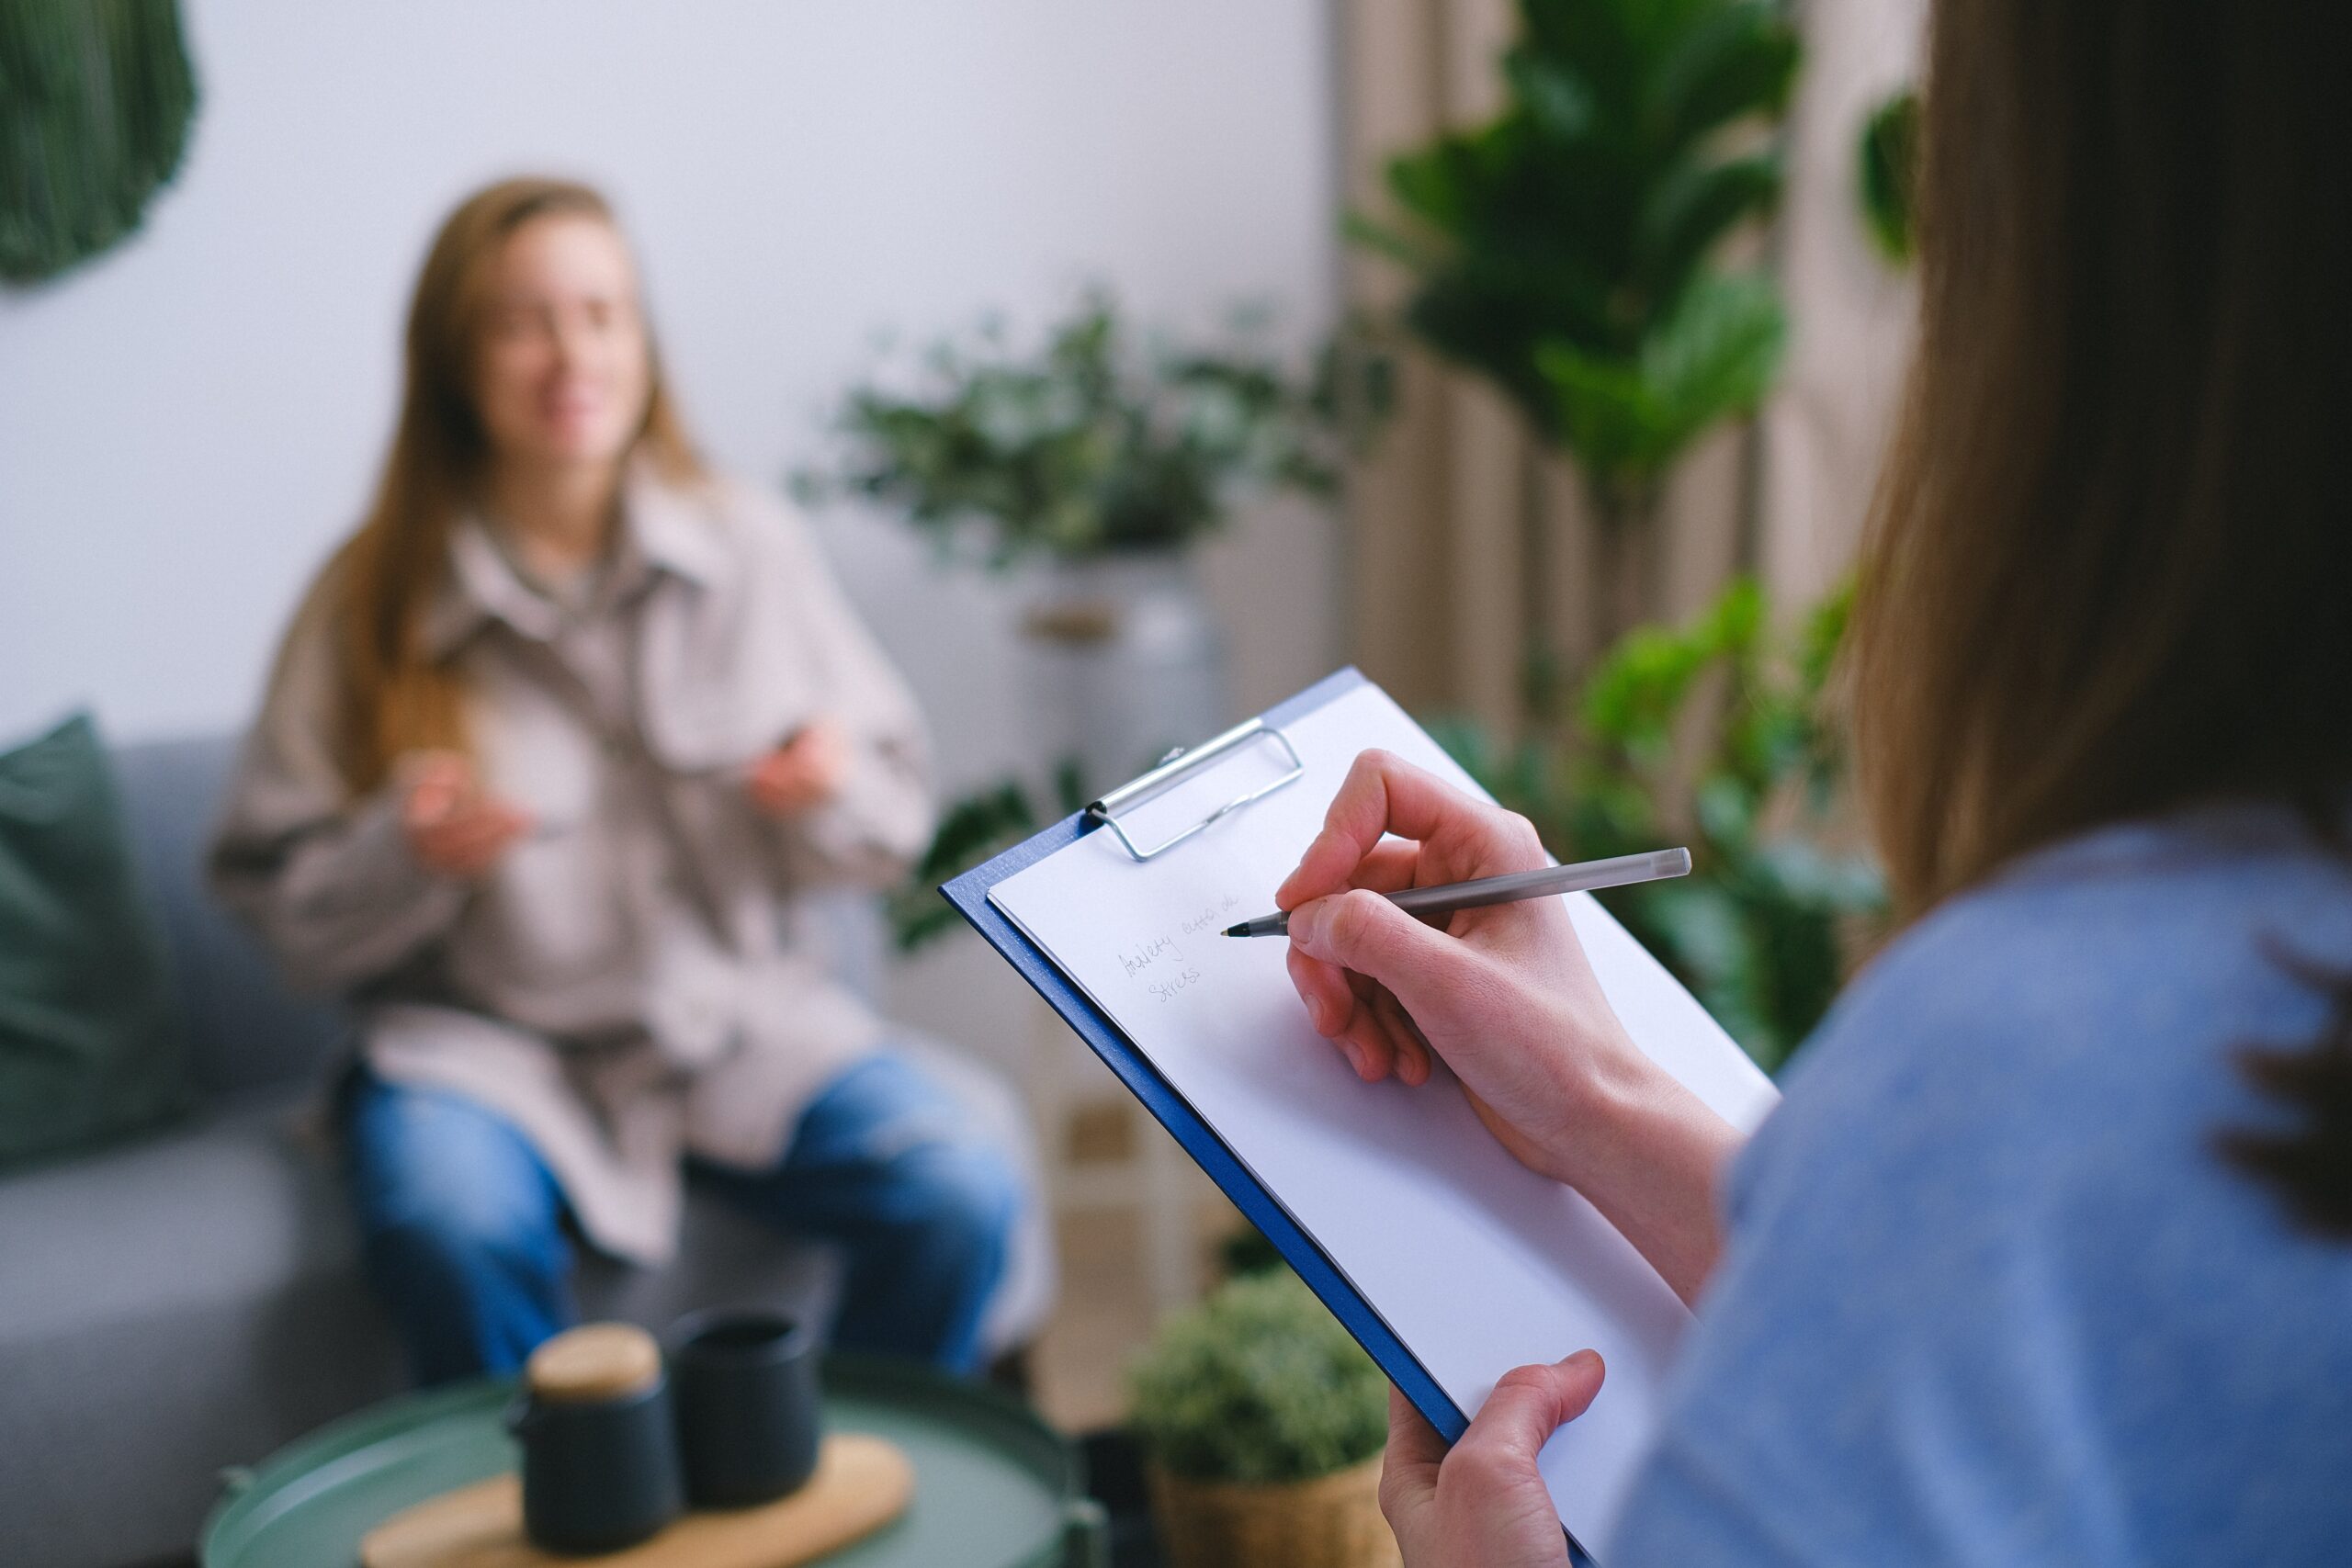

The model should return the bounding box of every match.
[341,1050,1020,1385]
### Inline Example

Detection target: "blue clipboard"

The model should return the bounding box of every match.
[943,666,1598,1564]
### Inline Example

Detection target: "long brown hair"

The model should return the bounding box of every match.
[1850,4,2352,1227]
[311,176,703,793]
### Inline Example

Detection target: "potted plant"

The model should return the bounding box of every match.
[800,291,1373,795]
[1127,1269,1395,1568]
[1435,576,1886,1071]
[1352,0,1802,659]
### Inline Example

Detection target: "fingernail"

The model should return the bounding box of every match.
[1289,901,1322,956]
[1342,1042,1366,1077]
[1566,1349,1601,1372]
[1303,993,1329,1032]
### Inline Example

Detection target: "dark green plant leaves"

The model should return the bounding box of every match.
[886,780,1040,951]
[1357,0,1800,490]
[1505,49,1597,141]
[1538,261,1785,498]
[1860,87,1920,265]
[1646,1,1801,148]
[1,0,199,284]
[800,294,1374,565]
[1438,577,1885,1073]
[888,761,1091,953]
[1635,152,1781,299]
[1127,1270,1386,1485]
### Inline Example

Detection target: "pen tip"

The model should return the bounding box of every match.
[1220,924,1244,938]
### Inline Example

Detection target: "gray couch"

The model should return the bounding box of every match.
[0,735,1048,1568]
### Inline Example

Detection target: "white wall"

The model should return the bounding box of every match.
[0,0,1341,1061]
[0,0,1340,755]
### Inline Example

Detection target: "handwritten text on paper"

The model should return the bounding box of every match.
[1116,893,1242,1004]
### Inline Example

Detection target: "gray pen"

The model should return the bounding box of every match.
[1220,847,1693,938]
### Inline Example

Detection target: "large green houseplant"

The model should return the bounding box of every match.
[1348,0,1865,1065]
[1437,576,1884,1071]
[1128,1269,1394,1568]
[1354,0,1801,650]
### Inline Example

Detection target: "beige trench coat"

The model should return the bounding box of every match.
[209,471,934,1264]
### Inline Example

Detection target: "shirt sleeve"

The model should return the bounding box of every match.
[750,493,935,890]
[206,584,470,995]
[1605,911,2142,1568]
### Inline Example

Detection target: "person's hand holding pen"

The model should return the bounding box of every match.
[1279,749,1746,1568]
[1276,747,1742,1303]
[399,750,534,878]
[746,719,850,818]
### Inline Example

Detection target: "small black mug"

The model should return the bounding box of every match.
[506,1368,684,1552]
[669,1307,822,1508]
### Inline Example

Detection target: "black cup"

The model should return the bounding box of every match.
[506,1375,684,1553]
[668,1307,822,1508]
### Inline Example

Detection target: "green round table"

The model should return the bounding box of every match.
[200,1356,1106,1568]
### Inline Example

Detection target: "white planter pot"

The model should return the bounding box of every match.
[1019,550,1229,802]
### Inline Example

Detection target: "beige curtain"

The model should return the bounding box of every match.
[1336,0,1924,728]
[1757,0,1928,606]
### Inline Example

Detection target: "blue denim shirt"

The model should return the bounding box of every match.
[1613,806,2352,1566]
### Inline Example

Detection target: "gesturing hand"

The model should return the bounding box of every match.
[1380,1354,1603,1568]
[747,720,849,818]
[1277,749,1644,1187]
[398,750,533,879]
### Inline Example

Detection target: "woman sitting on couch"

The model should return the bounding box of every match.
[209,176,1023,1384]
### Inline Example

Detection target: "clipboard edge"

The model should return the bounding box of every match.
[937,667,1474,1446]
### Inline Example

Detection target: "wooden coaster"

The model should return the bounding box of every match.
[359,1433,914,1568]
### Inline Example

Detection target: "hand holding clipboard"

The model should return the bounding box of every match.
[951,671,1778,1562]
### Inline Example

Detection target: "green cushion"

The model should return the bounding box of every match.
[0,713,190,1168]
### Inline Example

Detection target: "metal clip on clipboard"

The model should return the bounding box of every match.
[1084,716,1306,862]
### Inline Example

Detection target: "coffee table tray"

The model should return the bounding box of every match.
[202,1355,1105,1568]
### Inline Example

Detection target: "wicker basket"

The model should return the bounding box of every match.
[1147,1454,1400,1568]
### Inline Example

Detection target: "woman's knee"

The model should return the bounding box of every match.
[344,1078,565,1268]
[885,1141,1023,1263]
[363,1181,564,1279]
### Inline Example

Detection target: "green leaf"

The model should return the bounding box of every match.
[1351,0,1800,484]
[1504,50,1597,141]
[1429,575,1885,1072]
[1796,575,1855,691]
[1518,0,1646,124]
[1641,273,1786,433]
[1534,273,1782,488]
[1634,152,1783,300]
[1385,130,1500,239]
[1535,344,1671,483]
[890,777,1039,951]
[1859,87,1921,264]
[1647,3,1801,150]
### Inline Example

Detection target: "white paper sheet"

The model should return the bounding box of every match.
[989,679,1778,1559]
